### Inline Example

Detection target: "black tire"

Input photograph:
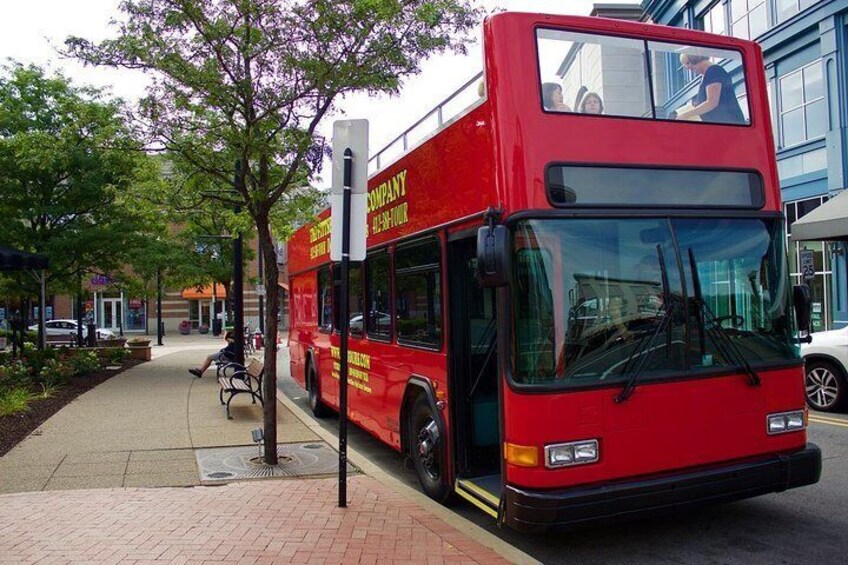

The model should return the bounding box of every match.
[805,359,847,412]
[408,394,453,504]
[307,363,330,418]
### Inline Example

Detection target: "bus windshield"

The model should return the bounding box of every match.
[512,217,797,387]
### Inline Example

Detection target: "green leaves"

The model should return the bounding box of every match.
[0,63,154,296]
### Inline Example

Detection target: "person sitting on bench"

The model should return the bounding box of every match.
[189,331,236,378]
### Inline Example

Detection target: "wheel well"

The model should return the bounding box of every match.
[400,386,424,458]
[805,355,848,379]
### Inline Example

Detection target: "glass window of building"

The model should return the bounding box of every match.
[777,0,820,24]
[700,2,726,35]
[784,196,833,331]
[779,61,826,147]
[777,147,827,180]
[731,0,768,40]
[394,237,442,348]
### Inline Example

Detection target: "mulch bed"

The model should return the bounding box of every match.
[0,359,143,458]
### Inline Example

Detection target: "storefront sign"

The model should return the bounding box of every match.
[90,275,111,286]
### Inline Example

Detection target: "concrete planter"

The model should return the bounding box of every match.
[127,345,151,361]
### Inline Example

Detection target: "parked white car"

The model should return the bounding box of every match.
[28,319,117,341]
[801,325,848,412]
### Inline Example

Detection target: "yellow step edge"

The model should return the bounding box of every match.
[455,479,501,508]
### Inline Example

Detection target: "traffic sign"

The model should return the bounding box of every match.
[800,249,815,281]
[330,120,368,262]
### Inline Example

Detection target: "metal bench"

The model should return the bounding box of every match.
[217,359,264,420]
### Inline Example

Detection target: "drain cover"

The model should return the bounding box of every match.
[196,442,357,483]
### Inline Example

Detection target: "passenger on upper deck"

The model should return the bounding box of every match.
[579,92,604,115]
[542,83,572,112]
[676,54,745,124]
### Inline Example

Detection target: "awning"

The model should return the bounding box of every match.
[181,283,227,300]
[791,190,848,241]
[0,246,48,271]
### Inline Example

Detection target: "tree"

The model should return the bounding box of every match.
[0,63,155,304]
[66,0,481,464]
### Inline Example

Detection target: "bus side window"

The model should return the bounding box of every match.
[332,263,364,336]
[395,237,442,349]
[366,250,392,341]
[317,266,332,332]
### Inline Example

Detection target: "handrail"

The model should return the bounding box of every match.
[368,71,485,176]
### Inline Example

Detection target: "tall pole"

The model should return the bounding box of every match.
[233,160,245,365]
[77,273,84,347]
[37,271,46,351]
[339,147,353,508]
[156,267,164,346]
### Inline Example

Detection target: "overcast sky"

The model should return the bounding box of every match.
[0,0,639,183]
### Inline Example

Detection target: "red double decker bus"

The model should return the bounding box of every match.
[287,12,821,531]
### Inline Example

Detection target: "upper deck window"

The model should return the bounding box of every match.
[536,28,750,126]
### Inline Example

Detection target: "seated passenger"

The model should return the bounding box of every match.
[542,83,572,112]
[579,92,604,115]
[676,54,745,124]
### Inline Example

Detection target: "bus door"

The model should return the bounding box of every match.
[447,236,501,515]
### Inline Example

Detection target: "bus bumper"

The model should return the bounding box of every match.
[504,443,821,532]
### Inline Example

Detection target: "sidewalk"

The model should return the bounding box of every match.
[0,337,534,564]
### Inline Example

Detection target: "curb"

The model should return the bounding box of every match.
[275,386,540,565]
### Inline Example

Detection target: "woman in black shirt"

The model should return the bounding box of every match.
[676,54,745,124]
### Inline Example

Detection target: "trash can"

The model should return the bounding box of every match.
[212,319,223,336]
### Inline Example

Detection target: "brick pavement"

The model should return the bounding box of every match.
[0,475,513,564]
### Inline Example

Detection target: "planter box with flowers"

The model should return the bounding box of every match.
[178,320,191,335]
[97,337,127,348]
[126,337,152,361]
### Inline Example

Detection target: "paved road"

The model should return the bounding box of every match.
[277,359,848,564]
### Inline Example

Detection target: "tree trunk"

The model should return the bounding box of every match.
[256,214,279,465]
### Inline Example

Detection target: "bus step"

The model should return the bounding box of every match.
[455,475,501,518]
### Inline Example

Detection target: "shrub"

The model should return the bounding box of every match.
[66,351,101,376]
[105,347,130,365]
[38,358,74,392]
[0,387,32,416]
[0,360,33,391]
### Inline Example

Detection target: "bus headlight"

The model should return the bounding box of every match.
[767,410,806,435]
[544,439,599,468]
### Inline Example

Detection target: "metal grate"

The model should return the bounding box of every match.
[195,442,357,483]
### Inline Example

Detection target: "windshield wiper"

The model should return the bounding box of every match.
[615,245,674,404]
[687,248,761,387]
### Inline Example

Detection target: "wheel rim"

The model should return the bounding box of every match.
[416,418,440,481]
[806,367,840,409]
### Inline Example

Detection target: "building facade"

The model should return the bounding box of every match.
[41,237,269,336]
[640,0,848,330]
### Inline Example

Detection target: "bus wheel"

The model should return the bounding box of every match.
[308,364,329,418]
[409,394,452,503]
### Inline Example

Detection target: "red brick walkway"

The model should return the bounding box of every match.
[0,476,512,564]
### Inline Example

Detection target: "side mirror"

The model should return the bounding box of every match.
[477,225,510,287]
[793,284,812,342]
